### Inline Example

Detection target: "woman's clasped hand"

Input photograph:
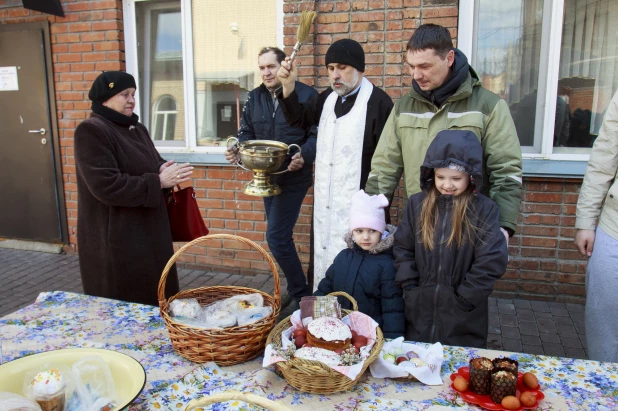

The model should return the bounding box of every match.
[159,160,194,188]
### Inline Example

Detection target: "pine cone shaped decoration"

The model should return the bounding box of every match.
[492,357,519,377]
[490,369,517,404]
[469,357,493,394]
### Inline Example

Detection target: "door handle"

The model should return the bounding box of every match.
[29,128,46,135]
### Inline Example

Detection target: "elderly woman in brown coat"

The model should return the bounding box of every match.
[74,71,193,305]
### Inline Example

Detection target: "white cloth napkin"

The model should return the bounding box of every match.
[369,337,444,385]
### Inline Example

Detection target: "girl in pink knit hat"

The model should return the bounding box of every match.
[314,190,405,338]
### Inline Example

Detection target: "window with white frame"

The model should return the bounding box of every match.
[152,95,178,140]
[459,0,618,160]
[125,0,282,151]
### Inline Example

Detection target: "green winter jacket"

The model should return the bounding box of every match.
[365,69,522,232]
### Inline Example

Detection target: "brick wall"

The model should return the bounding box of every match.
[0,0,589,303]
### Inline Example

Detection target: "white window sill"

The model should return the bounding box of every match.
[522,159,587,178]
[157,149,589,177]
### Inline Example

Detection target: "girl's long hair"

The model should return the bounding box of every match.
[419,184,481,250]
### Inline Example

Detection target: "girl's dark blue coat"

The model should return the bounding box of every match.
[315,226,405,339]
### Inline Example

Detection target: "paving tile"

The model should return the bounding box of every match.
[232,276,253,287]
[530,301,550,312]
[501,326,521,339]
[561,336,583,348]
[500,314,518,327]
[550,307,570,317]
[513,299,532,309]
[519,321,539,336]
[534,311,554,319]
[498,303,516,315]
[521,335,542,346]
[537,318,558,334]
[554,316,573,325]
[557,324,579,338]
[488,297,498,306]
[205,274,229,286]
[569,312,585,323]
[565,303,584,313]
[542,342,565,357]
[523,344,544,355]
[488,324,501,334]
[547,301,566,309]
[252,273,270,283]
[487,333,502,350]
[564,346,587,359]
[502,338,523,353]
[497,298,514,305]
[516,308,536,322]
[220,274,242,286]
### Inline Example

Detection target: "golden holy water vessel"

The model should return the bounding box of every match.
[227,137,301,197]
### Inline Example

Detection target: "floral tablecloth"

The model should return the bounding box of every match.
[1,291,617,410]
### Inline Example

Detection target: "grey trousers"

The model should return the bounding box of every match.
[585,226,618,362]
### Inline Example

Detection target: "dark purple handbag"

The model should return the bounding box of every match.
[166,185,209,242]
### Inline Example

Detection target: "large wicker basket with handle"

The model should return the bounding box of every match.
[184,391,291,411]
[158,234,281,366]
[265,291,384,394]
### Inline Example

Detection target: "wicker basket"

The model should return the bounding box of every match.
[158,234,281,366]
[184,391,291,411]
[265,291,384,394]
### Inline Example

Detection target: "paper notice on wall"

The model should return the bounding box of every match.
[0,66,19,91]
[221,106,232,122]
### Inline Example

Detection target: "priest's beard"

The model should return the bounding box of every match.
[330,70,360,96]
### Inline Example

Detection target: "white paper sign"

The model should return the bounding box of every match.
[0,66,19,91]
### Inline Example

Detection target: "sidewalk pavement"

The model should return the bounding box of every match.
[0,247,588,360]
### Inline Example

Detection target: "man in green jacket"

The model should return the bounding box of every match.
[365,24,522,240]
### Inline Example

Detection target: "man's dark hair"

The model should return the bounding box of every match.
[258,47,286,64]
[406,24,453,59]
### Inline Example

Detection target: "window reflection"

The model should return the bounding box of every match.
[136,1,185,146]
[473,0,544,148]
[556,0,618,152]
[192,0,278,147]
[475,0,618,153]
[152,95,177,141]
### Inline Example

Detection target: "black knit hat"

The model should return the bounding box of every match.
[325,39,365,72]
[88,71,137,103]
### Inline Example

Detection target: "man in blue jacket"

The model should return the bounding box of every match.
[225,47,317,307]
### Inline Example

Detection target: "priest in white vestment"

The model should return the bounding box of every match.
[277,39,394,289]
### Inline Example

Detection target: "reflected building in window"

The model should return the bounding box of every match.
[135,0,278,147]
[473,0,618,153]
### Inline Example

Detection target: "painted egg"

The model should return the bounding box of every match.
[501,396,521,410]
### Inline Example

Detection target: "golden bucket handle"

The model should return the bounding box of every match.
[270,143,301,175]
[225,136,252,172]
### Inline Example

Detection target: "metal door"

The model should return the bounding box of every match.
[0,22,66,243]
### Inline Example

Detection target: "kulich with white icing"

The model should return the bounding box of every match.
[30,368,65,398]
[294,347,341,366]
[307,317,351,341]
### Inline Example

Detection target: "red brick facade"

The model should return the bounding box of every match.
[0,0,588,303]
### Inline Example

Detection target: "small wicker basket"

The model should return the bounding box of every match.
[184,391,291,411]
[265,291,384,394]
[158,234,281,366]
